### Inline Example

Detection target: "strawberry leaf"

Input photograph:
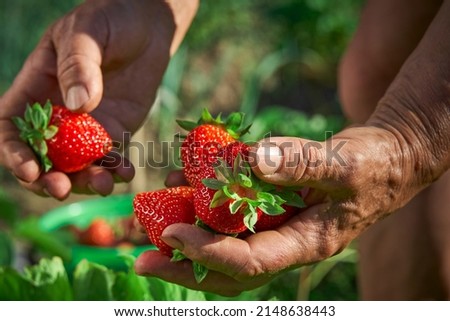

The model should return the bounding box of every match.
[222,185,241,200]
[213,159,234,183]
[225,112,244,130]
[176,120,198,131]
[243,203,259,232]
[25,104,34,123]
[200,108,214,123]
[258,202,286,215]
[202,178,227,190]
[275,190,306,208]
[229,199,244,214]
[257,191,277,204]
[43,125,58,140]
[193,262,208,283]
[12,117,30,134]
[171,249,187,262]
[210,190,229,208]
[237,173,253,188]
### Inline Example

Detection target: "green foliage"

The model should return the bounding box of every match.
[0,0,361,301]
[0,0,82,93]
[247,105,346,142]
[0,256,209,301]
[0,257,72,300]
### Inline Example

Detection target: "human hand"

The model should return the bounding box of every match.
[0,0,197,200]
[134,0,450,296]
[135,125,431,296]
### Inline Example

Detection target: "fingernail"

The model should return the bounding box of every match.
[66,85,89,110]
[255,143,283,175]
[161,234,184,250]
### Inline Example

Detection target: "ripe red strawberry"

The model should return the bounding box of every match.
[253,204,298,232]
[78,218,116,247]
[133,186,196,256]
[196,142,306,234]
[12,101,112,173]
[177,109,250,187]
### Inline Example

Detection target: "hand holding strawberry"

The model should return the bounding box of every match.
[134,109,306,284]
[13,101,112,173]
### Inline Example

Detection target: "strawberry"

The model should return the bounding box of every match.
[253,204,298,232]
[177,109,250,187]
[78,218,116,247]
[195,142,305,234]
[133,186,196,257]
[12,101,112,173]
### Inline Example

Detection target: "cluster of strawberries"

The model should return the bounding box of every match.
[133,109,305,260]
[13,102,305,282]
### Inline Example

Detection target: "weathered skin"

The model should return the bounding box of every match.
[0,0,199,199]
[1,0,449,299]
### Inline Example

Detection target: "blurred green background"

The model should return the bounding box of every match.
[0,0,363,300]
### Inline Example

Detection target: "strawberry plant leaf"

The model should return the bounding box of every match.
[73,259,115,300]
[232,152,243,176]
[229,199,244,214]
[202,178,227,190]
[171,249,187,262]
[11,117,29,133]
[31,103,45,129]
[210,189,229,208]
[176,119,198,131]
[222,185,241,200]
[112,260,153,301]
[0,257,72,300]
[214,158,234,182]
[193,262,209,283]
[44,125,58,140]
[257,191,277,204]
[238,173,253,188]
[201,108,214,123]
[24,104,33,123]
[225,112,244,132]
[258,202,286,215]
[243,203,258,232]
[276,191,306,208]
[38,140,48,156]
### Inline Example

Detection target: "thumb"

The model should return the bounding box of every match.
[52,19,104,112]
[249,136,347,188]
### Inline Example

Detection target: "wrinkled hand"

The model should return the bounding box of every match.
[135,125,431,296]
[134,0,450,296]
[0,0,180,199]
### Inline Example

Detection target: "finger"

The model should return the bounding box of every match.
[159,222,303,280]
[51,8,106,112]
[134,250,254,297]
[249,136,347,189]
[0,133,41,183]
[160,202,352,277]
[69,165,115,196]
[164,170,188,187]
[96,151,135,183]
[19,171,72,200]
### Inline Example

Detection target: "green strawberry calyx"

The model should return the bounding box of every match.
[176,108,251,139]
[202,153,306,233]
[11,101,57,172]
[171,249,209,284]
